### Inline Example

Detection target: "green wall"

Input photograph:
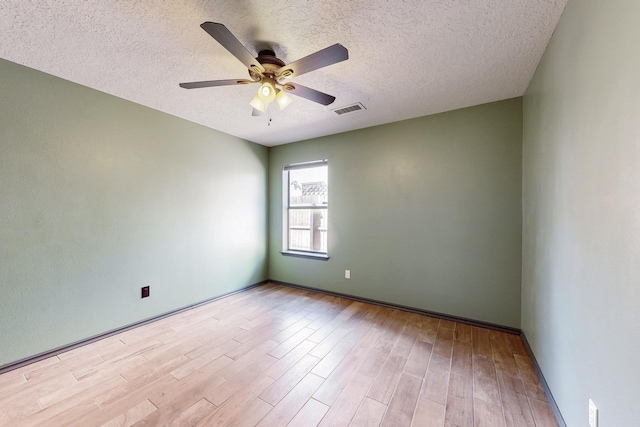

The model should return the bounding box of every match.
[269,98,523,328]
[0,59,268,367]
[522,0,640,425]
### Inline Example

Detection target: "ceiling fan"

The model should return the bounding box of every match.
[179,22,348,115]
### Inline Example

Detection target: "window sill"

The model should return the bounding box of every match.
[280,251,330,261]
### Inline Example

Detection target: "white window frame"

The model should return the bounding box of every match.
[281,159,329,260]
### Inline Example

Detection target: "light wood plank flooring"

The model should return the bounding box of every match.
[0,283,559,426]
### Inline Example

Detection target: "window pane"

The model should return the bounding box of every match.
[288,209,328,253]
[289,165,328,207]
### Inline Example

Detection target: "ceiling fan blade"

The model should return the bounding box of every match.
[277,44,348,79]
[179,79,256,89]
[282,83,336,106]
[200,22,265,73]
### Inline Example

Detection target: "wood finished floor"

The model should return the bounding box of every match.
[0,284,559,427]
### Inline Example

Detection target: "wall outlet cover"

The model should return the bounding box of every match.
[589,398,598,427]
[141,286,150,298]
[345,270,351,279]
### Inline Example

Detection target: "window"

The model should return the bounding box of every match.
[282,160,329,259]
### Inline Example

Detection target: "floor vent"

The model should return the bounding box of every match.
[331,102,366,116]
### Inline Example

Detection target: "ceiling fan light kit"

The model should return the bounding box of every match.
[179,22,348,115]
[276,89,293,110]
[249,78,292,113]
[258,81,276,103]
[249,94,266,112]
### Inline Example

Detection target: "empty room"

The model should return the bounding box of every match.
[1,0,638,426]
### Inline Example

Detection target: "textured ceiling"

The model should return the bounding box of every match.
[0,0,567,146]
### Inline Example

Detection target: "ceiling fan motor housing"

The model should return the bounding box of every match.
[250,50,286,82]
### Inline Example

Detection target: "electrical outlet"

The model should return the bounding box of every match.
[141,286,150,298]
[345,270,351,279]
[589,399,598,427]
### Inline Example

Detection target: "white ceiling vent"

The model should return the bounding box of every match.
[331,103,366,116]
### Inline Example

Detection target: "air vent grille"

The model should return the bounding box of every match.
[332,102,366,116]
